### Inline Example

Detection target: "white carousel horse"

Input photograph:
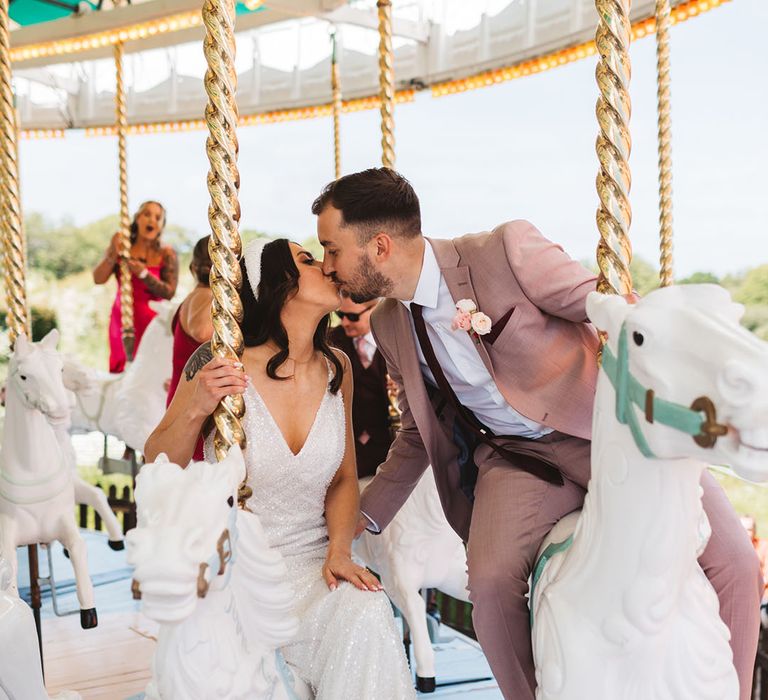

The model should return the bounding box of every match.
[0,556,82,700]
[63,300,176,453]
[0,330,98,629]
[127,448,312,700]
[354,466,469,693]
[531,285,768,700]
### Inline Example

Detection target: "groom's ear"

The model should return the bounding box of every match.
[372,232,394,262]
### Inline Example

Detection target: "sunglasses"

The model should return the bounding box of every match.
[337,308,374,322]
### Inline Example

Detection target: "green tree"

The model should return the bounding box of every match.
[629,258,660,296]
[678,271,720,285]
[0,306,57,340]
[25,212,199,280]
[736,265,768,306]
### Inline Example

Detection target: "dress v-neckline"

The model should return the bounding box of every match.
[248,383,329,458]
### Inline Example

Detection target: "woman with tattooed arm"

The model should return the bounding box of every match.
[93,200,179,373]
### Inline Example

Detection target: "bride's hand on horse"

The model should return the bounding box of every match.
[191,357,248,418]
[322,552,383,593]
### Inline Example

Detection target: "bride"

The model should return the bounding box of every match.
[145,238,416,699]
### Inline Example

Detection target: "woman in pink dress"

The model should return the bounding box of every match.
[93,200,179,373]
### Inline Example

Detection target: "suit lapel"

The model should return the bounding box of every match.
[429,238,496,378]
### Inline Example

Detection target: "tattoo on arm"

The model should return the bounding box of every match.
[142,248,179,299]
[184,342,213,381]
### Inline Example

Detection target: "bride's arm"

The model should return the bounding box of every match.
[322,351,384,593]
[144,344,247,465]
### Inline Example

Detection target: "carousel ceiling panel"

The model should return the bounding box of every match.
[12,0,715,131]
[10,0,348,68]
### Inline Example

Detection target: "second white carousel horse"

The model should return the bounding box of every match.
[63,299,176,453]
[127,448,312,700]
[49,406,125,550]
[531,285,768,700]
[0,556,81,700]
[354,466,469,693]
[0,330,98,629]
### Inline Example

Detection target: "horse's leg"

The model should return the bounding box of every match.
[391,569,436,692]
[72,477,125,550]
[436,557,471,604]
[0,514,19,593]
[57,520,97,629]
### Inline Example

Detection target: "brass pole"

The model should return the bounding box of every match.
[1,0,40,667]
[114,42,135,361]
[331,30,342,180]
[377,0,395,169]
[0,0,29,344]
[202,0,249,503]
[594,0,634,297]
[654,0,674,287]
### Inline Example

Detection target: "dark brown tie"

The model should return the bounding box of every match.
[410,303,563,486]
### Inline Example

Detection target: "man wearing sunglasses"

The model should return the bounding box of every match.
[330,295,393,479]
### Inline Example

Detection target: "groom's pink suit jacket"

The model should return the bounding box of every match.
[360,220,601,541]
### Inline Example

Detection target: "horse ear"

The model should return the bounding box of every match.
[13,333,31,358]
[586,292,630,339]
[39,328,60,350]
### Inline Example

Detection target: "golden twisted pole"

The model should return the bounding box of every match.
[114,42,135,361]
[1,0,41,660]
[330,30,342,180]
[594,0,634,297]
[0,0,30,346]
[0,0,29,344]
[654,0,674,287]
[202,0,249,503]
[377,0,395,169]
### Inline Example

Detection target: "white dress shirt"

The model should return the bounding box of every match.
[401,240,551,439]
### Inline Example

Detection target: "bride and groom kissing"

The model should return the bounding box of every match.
[145,167,761,700]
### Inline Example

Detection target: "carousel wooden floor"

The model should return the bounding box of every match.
[17,531,502,699]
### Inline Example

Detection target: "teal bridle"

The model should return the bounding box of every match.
[601,324,729,458]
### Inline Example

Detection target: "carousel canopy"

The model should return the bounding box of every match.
[10,0,723,132]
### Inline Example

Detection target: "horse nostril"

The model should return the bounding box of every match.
[717,360,755,407]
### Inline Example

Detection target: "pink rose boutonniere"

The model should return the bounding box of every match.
[451,299,492,342]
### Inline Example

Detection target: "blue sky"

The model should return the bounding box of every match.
[18,0,767,277]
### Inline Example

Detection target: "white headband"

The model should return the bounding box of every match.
[243,238,269,300]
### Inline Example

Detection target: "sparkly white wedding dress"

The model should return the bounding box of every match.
[207,373,415,700]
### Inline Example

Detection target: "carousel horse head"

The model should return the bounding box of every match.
[587,285,768,481]
[126,447,245,623]
[8,330,69,421]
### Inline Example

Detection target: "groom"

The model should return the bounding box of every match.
[313,168,761,699]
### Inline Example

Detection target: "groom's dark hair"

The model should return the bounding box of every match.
[311,167,421,243]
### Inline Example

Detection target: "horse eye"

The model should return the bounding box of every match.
[227,496,234,508]
[20,375,27,381]
[632,331,644,347]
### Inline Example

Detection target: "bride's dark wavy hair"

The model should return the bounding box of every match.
[240,238,343,394]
